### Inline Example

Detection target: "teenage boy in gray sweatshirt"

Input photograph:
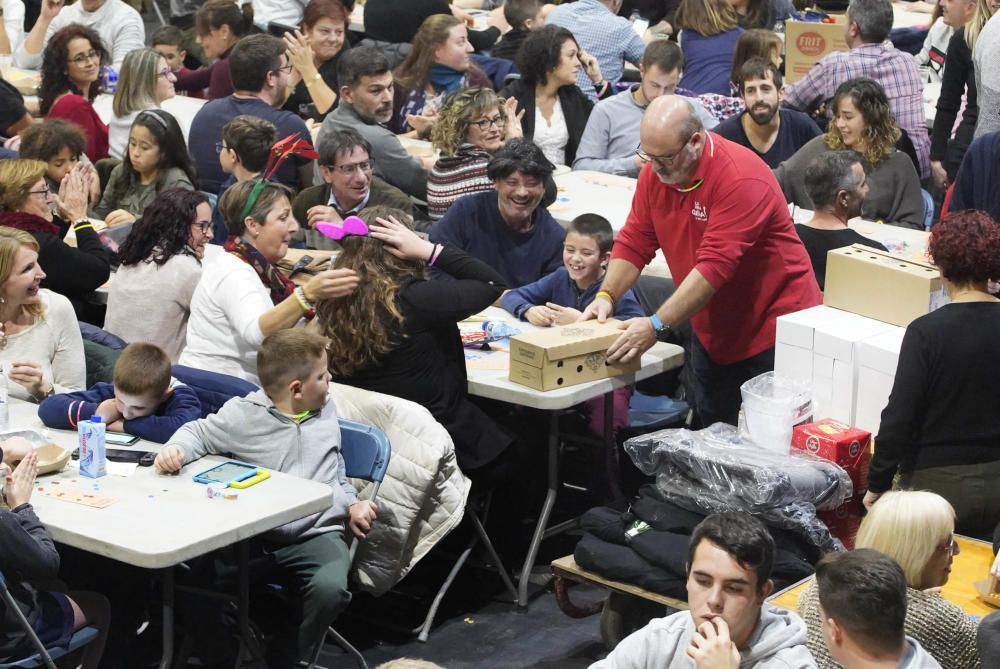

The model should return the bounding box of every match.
[155,329,378,669]
[590,513,817,669]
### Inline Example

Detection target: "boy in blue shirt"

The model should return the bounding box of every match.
[38,342,201,443]
[500,213,645,324]
[154,330,377,668]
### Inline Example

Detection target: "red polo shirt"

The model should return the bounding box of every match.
[613,132,822,365]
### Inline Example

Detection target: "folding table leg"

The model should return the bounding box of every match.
[518,411,560,606]
[235,541,253,668]
[159,567,174,669]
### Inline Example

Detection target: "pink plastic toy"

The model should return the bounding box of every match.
[315,215,369,241]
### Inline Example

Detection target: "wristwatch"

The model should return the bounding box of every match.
[649,313,674,343]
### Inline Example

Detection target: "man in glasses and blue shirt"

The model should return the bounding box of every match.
[581,95,822,428]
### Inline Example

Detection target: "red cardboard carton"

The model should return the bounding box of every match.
[792,418,871,495]
[819,494,863,549]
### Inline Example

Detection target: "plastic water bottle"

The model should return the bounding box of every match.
[482,321,520,339]
[99,66,118,95]
[0,374,8,432]
[79,415,107,479]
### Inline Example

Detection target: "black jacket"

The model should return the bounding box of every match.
[499,78,594,166]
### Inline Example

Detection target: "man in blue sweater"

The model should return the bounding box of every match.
[430,139,564,288]
[39,343,201,443]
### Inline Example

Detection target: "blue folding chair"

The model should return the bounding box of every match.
[306,419,392,669]
[0,570,100,669]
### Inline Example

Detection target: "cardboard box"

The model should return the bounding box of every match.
[824,245,947,327]
[818,494,863,549]
[792,418,872,494]
[784,16,848,83]
[854,328,906,433]
[508,320,640,391]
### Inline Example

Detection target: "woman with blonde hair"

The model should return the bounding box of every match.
[108,47,177,160]
[798,491,979,668]
[775,78,924,229]
[0,226,86,401]
[426,87,522,220]
[318,207,514,481]
[675,0,744,95]
[391,14,493,135]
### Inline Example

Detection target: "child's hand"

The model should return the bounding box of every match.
[5,452,38,508]
[154,447,185,473]
[348,499,378,539]
[95,398,123,425]
[525,305,557,327]
[546,303,582,325]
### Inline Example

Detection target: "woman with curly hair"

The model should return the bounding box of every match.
[426,87,522,220]
[775,78,924,230]
[104,189,213,362]
[864,209,1000,538]
[38,24,109,162]
[390,14,492,135]
[499,25,601,167]
[319,207,514,480]
[93,109,197,228]
[108,47,177,161]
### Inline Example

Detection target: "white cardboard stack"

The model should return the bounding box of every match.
[854,328,907,434]
[775,306,900,424]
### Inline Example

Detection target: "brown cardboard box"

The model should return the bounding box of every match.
[508,320,641,391]
[784,16,848,83]
[824,244,947,327]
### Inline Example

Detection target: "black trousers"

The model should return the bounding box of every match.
[690,334,775,428]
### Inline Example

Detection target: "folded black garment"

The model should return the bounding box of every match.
[574,532,687,600]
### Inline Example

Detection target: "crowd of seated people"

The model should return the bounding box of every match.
[1,0,1000,665]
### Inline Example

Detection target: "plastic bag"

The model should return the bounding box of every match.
[739,371,813,453]
[624,423,853,553]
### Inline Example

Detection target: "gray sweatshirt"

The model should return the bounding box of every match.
[589,604,818,669]
[899,637,944,669]
[165,389,357,544]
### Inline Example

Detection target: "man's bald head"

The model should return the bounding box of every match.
[639,95,706,186]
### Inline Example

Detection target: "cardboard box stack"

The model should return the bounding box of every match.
[784,15,848,83]
[508,320,640,391]
[792,419,872,548]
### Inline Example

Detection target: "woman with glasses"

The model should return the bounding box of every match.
[499,25,599,168]
[105,189,213,362]
[108,47,177,161]
[798,491,978,669]
[38,24,110,162]
[426,87,523,220]
[173,0,252,99]
[0,159,111,322]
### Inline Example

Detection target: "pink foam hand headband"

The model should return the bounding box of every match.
[315,215,370,241]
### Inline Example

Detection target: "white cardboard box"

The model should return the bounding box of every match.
[854,328,907,434]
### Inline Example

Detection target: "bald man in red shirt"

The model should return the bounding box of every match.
[582,96,821,427]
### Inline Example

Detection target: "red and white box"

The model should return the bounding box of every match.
[818,494,863,550]
[792,418,872,495]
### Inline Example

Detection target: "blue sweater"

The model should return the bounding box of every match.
[679,28,744,96]
[38,381,202,443]
[500,267,646,320]
[951,130,1000,225]
[429,191,564,288]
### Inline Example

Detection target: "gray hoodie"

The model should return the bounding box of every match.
[166,389,357,544]
[589,604,818,669]
[898,637,943,669]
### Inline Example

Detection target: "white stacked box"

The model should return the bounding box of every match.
[854,328,907,434]
[775,306,899,423]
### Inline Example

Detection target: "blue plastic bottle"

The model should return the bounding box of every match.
[79,415,107,478]
[99,66,118,95]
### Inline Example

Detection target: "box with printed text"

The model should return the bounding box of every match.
[792,418,871,495]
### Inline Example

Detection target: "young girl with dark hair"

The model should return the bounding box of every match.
[93,109,198,228]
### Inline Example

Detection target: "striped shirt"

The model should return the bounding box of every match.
[427,144,494,221]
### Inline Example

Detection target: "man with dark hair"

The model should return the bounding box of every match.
[292,127,415,249]
[591,513,815,668]
[582,96,821,427]
[316,46,430,200]
[575,40,717,176]
[816,550,941,668]
[715,58,820,169]
[189,34,312,194]
[430,138,564,287]
[782,0,929,178]
[795,151,886,290]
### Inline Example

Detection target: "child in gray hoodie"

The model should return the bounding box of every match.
[590,513,817,669]
[155,330,378,668]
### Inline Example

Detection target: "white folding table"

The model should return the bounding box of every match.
[8,400,332,669]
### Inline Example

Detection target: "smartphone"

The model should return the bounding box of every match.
[632,18,650,37]
[106,432,139,446]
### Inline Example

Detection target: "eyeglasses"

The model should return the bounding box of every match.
[470,115,503,132]
[69,50,100,65]
[215,141,230,154]
[157,67,174,79]
[273,63,294,75]
[938,537,960,556]
[192,221,213,234]
[328,160,373,175]
[28,186,51,197]
[635,133,695,166]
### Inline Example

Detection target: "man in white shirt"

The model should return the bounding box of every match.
[15,0,144,71]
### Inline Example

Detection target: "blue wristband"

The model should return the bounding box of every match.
[649,313,664,331]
